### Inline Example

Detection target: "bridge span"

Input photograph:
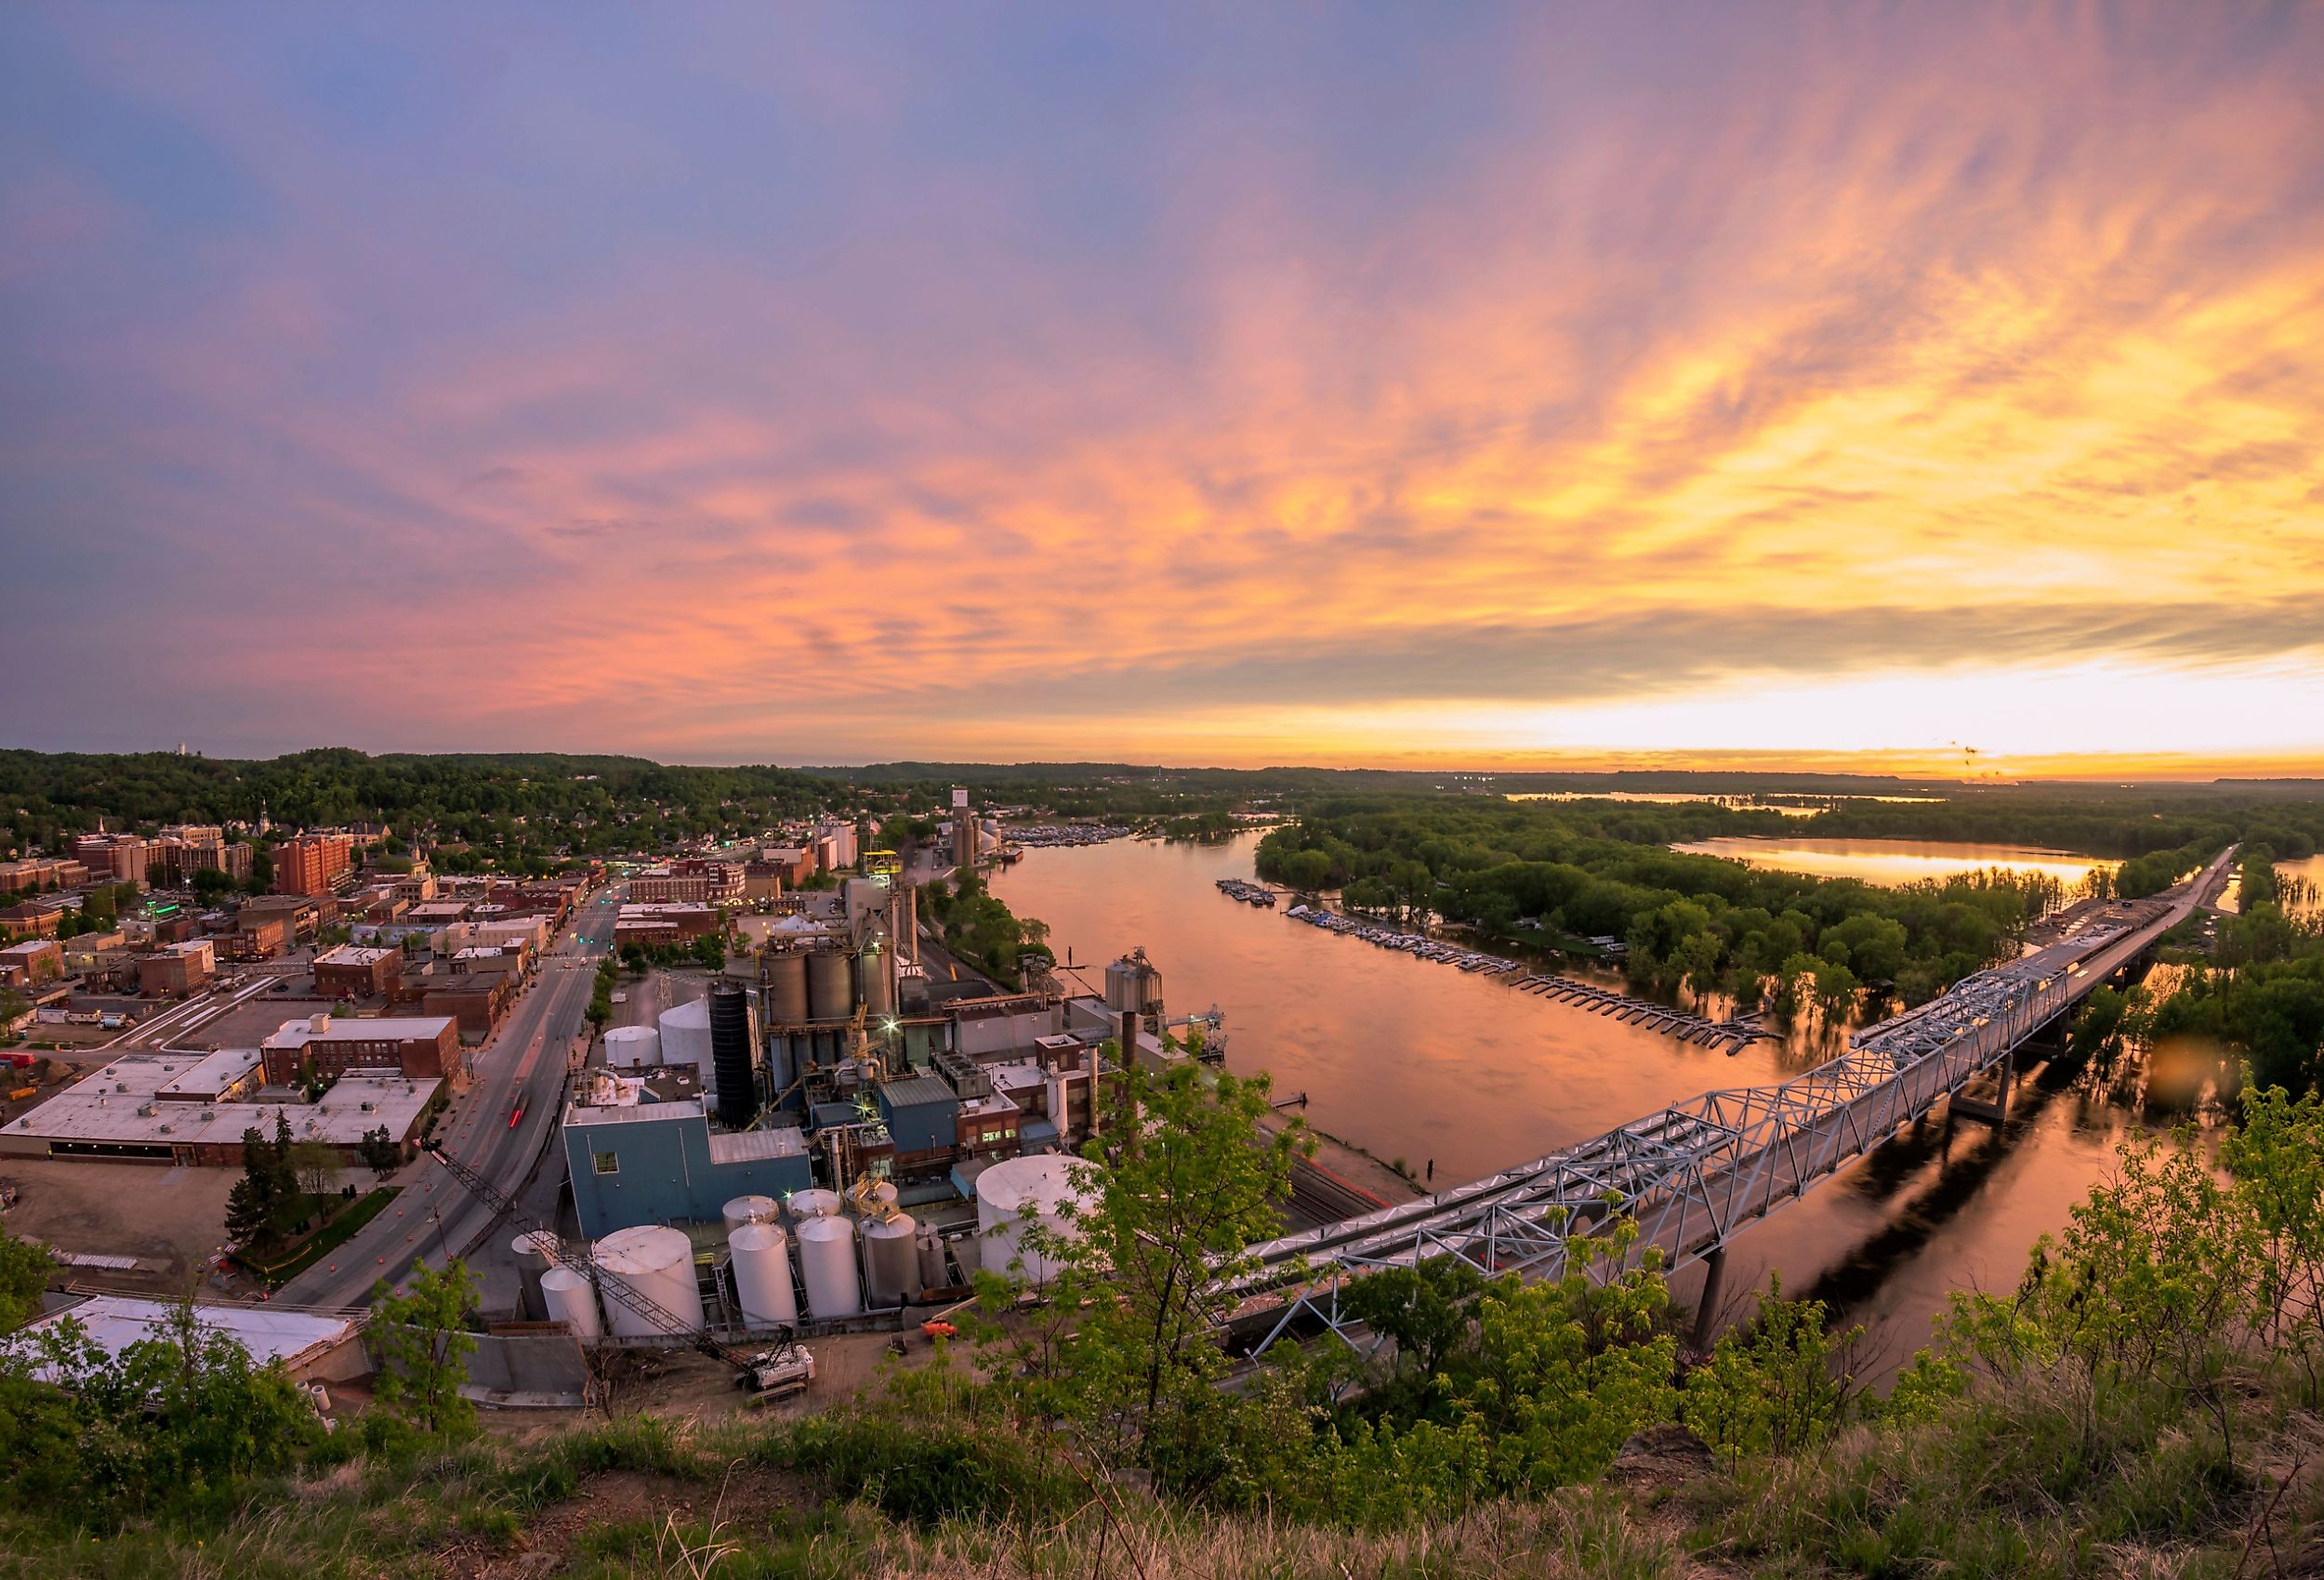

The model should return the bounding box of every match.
[1221,846,2238,1355]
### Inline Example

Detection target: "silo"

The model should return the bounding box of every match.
[708,981,756,1129]
[729,1221,798,1328]
[797,1215,862,1318]
[977,1154,1099,1284]
[658,998,713,1083]
[807,949,852,1021]
[859,939,895,1019]
[511,1230,559,1321]
[603,1024,661,1070]
[721,1194,780,1231]
[786,1187,843,1221]
[862,1212,918,1306]
[916,1224,948,1291]
[541,1266,601,1341]
[594,1224,705,1338]
[765,951,810,1026]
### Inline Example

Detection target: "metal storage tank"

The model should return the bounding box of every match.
[797,1215,862,1318]
[786,1187,843,1220]
[729,1221,798,1328]
[511,1230,559,1321]
[708,981,756,1129]
[594,1224,705,1337]
[978,1153,1099,1284]
[765,951,810,1026]
[602,1024,661,1069]
[859,937,895,1019]
[916,1224,948,1291]
[807,948,852,1021]
[862,1212,918,1306]
[541,1266,601,1341]
[658,998,713,1083]
[722,1194,780,1231]
[1104,949,1163,1017]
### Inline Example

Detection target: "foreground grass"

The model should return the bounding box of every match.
[7,1370,2324,1580]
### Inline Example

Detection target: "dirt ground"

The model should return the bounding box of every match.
[0,1157,239,1297]
[181,993,332,1051]
[478,1326,963,1440]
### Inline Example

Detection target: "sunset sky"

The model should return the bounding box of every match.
[3,5,2321,776]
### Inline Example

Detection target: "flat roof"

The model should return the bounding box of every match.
[706,1126,808,1164]
[262,1015,455,1049]
[563,1097,707,1128]
[154,1047,263,1099]
[878,1074,960,1111]
[9,1296,354,1379]
[314,944,394,967]
[9,1053,438,1148]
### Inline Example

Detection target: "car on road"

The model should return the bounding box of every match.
[508,1105,524,1128]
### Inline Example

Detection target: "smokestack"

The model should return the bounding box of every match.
[1087,1041,1102,1139]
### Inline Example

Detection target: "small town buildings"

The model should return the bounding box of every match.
[137,939,216,997]
[0,938,63,989]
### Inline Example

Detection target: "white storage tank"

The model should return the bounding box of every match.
[594,1224,705,1337]
[657,998,714,1084]
[729,1221,799,1328]
[977,1153,1099,1284]
[786,1187,843,1221]
[603,1024,661,1069]
[722,1194,780,1231]
[797,1214,862,1318]
[862,1212,918,1307]
[511,1229,560,1322]
[541,1265,602,1341]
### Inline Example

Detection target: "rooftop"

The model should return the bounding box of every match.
[9,1053,438,1148]
[706,1126,809,1164]
[262,1014,456,1050]
[313,944,394,968]
[7,1296,354,1380]
[154,1046,263,1099]
[879,1074,960,1111]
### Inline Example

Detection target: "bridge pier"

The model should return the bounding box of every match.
[1950,1049,2014,1126]
[1691,1244,1731,1349]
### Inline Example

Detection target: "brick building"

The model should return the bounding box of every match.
[271,833,354,897]
[259,1013,459,1084]
[137,940,216,997]
[312,943,403,999]
[0,938,64,988]
[421,974,513,1041]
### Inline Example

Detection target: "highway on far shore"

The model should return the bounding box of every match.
[275,885,625,1310]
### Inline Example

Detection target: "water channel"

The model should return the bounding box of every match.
[988,831,2171,1367]
[1669,836,2115,889]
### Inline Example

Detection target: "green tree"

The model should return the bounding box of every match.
[0,1223,53,1332]
[369,1257,481,1437]
[357,1125,402,1177]
[1682,1273,1861,1469]
[986,1060,1310,1491]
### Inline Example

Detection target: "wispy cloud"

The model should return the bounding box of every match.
[0,3,2319,769]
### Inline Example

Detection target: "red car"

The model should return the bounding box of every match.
[507,1105,524,1129]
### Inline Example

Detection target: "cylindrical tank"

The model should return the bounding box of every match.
[511,1230,559,1322]
[594,1225,705,1338]
[862,1211,918,1306]
[722,1194,780,1231]
[859,940,895,1019]
[765,951,810,1025]
[541,1266,601,1340]
[807,948,852,1021]
[797,1215,862,1318]
[602,1024,661,1069]
[786,1187,842,1220]
[916,1224,947,1291]
[977,1154,1099,1284]
[729,1221,798,1328]
[708,981,756,1128]
[658,998,713,1082]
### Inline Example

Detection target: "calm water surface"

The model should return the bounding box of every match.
[1670,836,2116,889]
[991,833,2159,1365]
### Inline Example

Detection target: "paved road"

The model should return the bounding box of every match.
[275,887,625,1310]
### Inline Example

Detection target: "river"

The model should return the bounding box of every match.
[987,832,2166,1367]
[1670,836,2115,889]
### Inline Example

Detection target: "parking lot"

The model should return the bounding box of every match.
[0,1158,240,1298]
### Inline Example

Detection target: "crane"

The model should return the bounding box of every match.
[421,1144,813,1400]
